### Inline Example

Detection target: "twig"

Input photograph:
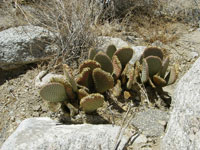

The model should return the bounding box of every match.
[113,104,132,150]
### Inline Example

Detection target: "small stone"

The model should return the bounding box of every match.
[10,116,15,122]
[135,134,148,144]
[33,105,41,111]
[32,112,40,117]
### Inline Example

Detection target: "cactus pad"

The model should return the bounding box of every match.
[80,93,104,113]
[146,56,162,77]
[94,51,113,74]
[88,48,98,60]
[153,75,166,87]
[106,44,117,59]
[112,80,122,97]
[114,47,134,67]
[63,64,78,92]
[93,68,114,93]
[40,82,68,102]
[79,60,101,73]
[112,55,122,79]
[143,47,163,60]
[160,56,169,78]
[76,67,93,89]
[78,88,89,100]
[141,59,149,83]
[165,66,177,85]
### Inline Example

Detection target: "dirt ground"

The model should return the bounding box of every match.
[0,2,200,149]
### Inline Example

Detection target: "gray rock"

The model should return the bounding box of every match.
[161,57,200,150]
[0,26,56,70]
[158,0,200,23]
[1,117,130,150]
[132,109,169,137]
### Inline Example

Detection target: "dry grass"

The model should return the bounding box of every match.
[2,0,100,68]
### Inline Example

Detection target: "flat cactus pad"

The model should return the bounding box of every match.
[80,93,104,113]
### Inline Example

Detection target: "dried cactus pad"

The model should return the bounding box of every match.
[160,56,169,78]
[143,47,163,60]
[112,55,122,79]
[153,75,166,87]
[79,60,101,73]
[94,51,113,74]
[106,44,117,59]
[80,93,104,113]
[40,82,67,102]
[165,65,177,85]
[93,68,114,93]
[63,64,78,92]
[146,56,162,77]
[141,59,149,83]
[114,47,134,66]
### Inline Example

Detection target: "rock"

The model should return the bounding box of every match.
[158,0,200,23]
[98,36,146,64]
[132,108,169,137]
[1,117,130,150]
[35,71,64,88]
[0,25,56,70]
[134,134,148,144]
[161,58,200,150]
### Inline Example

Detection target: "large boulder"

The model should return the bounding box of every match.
[1,117,130,150]
[161,57,200,150]
[0,25,56,70]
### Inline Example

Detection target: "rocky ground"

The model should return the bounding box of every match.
[0,1,200,150]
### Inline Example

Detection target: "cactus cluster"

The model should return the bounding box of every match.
[140,47,178,88]
[40,64,106,114]
[39,44,178,116]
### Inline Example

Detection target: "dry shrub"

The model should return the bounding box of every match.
[3,0,99,67]
[119,1,179,44]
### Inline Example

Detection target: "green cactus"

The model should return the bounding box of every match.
[146,56,162,78]
[112,55,122,79]
[76,67,93,89]
[114,47,134,67]
[88,48,98,60]
[143,47,163,60]
[80,93,104,113]
[40,82,68,102]
[140,47,178,88]
[50,77,76,100]
[79,60,101,73]
[94,51,113,74]
[106,44,117,59]
[93,68,114,93]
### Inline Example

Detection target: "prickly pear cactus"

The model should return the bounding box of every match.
[93,68,114,93]
[140,47,178,88]
[40,82,68,102]
[80,93,104,113]
[94,51,113,74]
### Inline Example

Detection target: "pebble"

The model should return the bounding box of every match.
[135,134,148,144]
[33,105,41,111]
